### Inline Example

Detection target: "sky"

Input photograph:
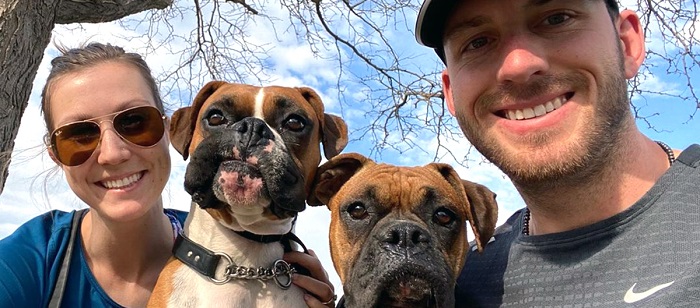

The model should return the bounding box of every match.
[1,0,698,299]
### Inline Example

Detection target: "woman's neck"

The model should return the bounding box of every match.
[80,204,173,280]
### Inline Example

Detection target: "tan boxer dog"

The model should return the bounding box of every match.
[309,153,498,308]
[148,81,348,307]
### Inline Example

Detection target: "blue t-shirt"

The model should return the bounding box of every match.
[0,209,187,307]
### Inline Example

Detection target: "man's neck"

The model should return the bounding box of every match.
[518,132,673,235]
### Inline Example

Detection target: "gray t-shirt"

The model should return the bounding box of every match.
[456,144,700,307]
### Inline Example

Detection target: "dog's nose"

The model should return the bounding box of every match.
[380,222,431,257]
[231,117,275,147]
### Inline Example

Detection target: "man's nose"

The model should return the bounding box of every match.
[496,34,550,84]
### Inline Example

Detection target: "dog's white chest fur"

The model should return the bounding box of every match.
[165,206,306,308]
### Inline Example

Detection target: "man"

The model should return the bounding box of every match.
[415,0,700,307]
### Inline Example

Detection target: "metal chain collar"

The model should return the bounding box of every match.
[209,252,297,289]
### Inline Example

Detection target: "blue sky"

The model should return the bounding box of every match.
[1,0,698,297]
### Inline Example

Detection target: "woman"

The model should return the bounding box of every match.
[0,42,335,307]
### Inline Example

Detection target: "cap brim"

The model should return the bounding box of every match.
[415,0,457,48]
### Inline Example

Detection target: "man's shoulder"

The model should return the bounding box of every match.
[463,209,523,272]
[677,144,700,168]
[456,209,524,306]
[659,143,700,198]
[467,209,523,255]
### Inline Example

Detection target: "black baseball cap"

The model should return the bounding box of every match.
[415,0,620,58]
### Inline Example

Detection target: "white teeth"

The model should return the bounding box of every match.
[515,109,524,120]
[545,101,555,112]
[505,95,568,120]
[534,105,547,117]
[552,97,563,109]
[102,173,141,189]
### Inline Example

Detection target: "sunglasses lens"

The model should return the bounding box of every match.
[51,122,101,166]
[49,106,165,166]
[113,106,164,147]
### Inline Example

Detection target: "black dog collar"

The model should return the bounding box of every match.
[172,230,310,286]
[172,233,222,278]
[233,230,309,253]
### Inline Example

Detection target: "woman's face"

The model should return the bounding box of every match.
[48,61,171,222]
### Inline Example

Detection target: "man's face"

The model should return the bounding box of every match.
[441,0,642,186]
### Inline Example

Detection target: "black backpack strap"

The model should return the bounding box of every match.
[48,209,86,308]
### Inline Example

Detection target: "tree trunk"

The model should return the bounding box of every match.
[0,0,59,195]
[0,0,173,194]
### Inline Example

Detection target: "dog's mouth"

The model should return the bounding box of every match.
[364,263,448,308]
[213,160,266,206]
[375,276,439,308]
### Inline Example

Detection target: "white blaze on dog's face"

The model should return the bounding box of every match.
[208,87,300,234]
[170,81,348,236]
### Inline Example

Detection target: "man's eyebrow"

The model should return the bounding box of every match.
[444,0,560,40]
[454,16,488,30]
[527,0,554,6]
[444,15,489,39]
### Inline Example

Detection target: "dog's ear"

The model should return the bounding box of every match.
[169,81,228,160]
[428,163,498,253]
[460,179,498,252]
[308,153,373,207]
[322,113,349,159]
[170,107,194,160]
[296,87,349,159]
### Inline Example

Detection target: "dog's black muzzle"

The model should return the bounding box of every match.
[184,117,307,216]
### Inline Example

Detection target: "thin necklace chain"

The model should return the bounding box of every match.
[522,141,676,235]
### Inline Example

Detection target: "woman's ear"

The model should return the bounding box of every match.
[47,146,61,166]
[44,134,61,166]
[617,10,646,79]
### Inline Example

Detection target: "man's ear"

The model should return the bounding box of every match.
[617,10,645,79]
[308,153,373,207]
[441,69,456,116]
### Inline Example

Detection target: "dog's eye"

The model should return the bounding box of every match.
[283,115,306,132]
[206,112,227,126]
[433,207,456,226]
[347,203,369,220]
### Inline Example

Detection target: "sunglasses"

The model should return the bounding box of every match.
[49,105,166,166]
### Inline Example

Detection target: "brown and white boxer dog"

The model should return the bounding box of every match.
[308,153,498,308]
[148,81,348,307]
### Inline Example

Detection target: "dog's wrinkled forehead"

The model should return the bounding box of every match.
[184,84,322,152]
[199,84,319,124]
[339,165,468,215]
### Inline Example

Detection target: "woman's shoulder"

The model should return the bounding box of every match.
[1,209,76,247]
[165,208,188,225]
[0,209,81,306]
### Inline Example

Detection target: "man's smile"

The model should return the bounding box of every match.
[499,93,573,121]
